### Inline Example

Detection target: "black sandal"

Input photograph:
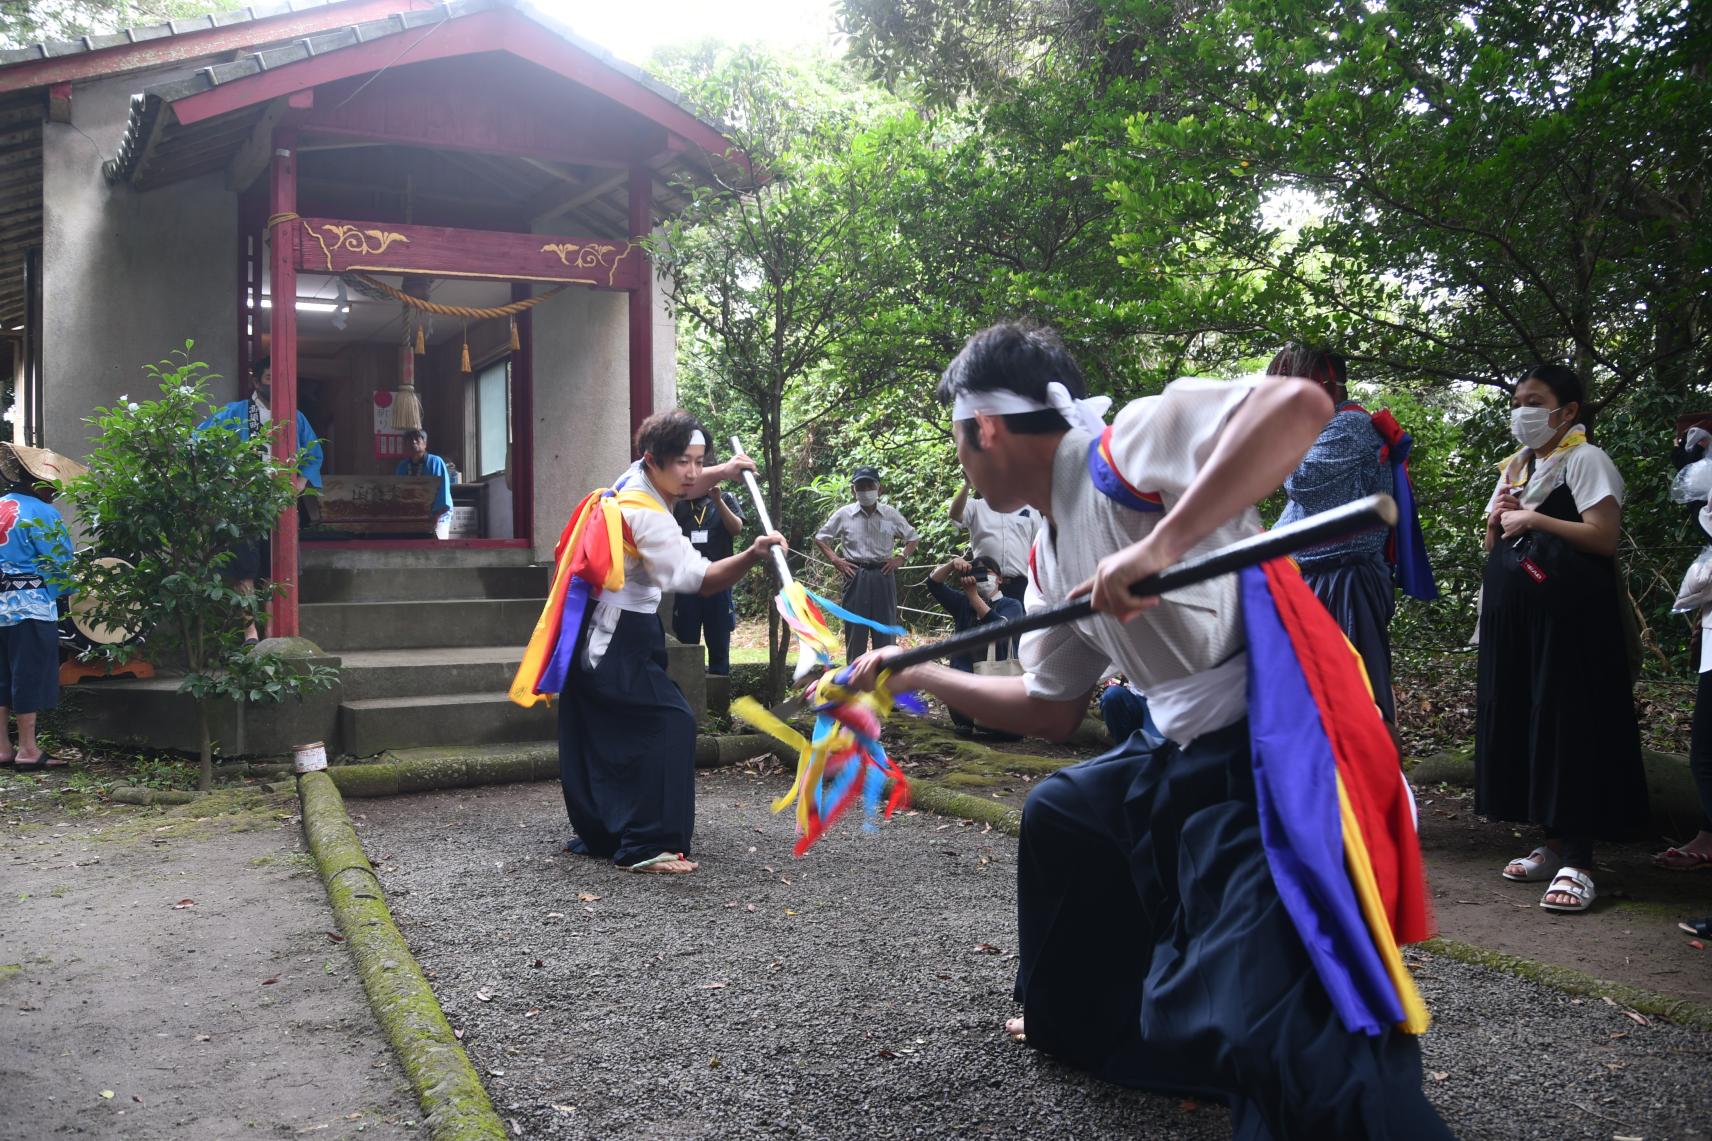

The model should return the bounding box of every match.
[1679,916,1712,939]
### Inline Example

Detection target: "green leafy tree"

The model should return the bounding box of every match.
[49,344,336,790]
[1,0,223,48]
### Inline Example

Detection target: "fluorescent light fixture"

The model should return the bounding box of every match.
[250,297,346,314]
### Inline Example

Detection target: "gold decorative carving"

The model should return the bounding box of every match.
[540,241,633,287]
[305,222,411,271]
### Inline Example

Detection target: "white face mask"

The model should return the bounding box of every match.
[1510,405,1562,450]
[976,578,1001,600]
[856,489,879,508]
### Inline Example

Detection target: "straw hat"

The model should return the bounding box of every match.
[0,443,88,487]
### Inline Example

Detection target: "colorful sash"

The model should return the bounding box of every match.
[508,487,665,708]
[1242,558,1432,1035]
[1358,405,1438,601]
[1087,426,1164,513]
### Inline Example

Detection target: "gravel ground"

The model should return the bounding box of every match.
[357,770,1712,1141]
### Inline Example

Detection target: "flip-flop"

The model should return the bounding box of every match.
[11,758,43,771]
[1652,847,1712,871]
[1679,917,1712,938]
[623,851,697,874]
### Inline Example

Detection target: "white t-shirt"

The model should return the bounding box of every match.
[584,461,711,668]
[957,497,1039,579]
[1487,441,1624,515]
[1020,377,1260,745]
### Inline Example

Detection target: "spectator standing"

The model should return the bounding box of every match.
[924,554,1023,736]
[0,444,77,770]
[949,481,1037,605]
[813,465,918,660]
[394,427,453,539]
[1476,363,1648,913]
[1269,345,1397,721]
[671,482,744,675]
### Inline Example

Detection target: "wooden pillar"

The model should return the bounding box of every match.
[267,129,301,638]
[626,162,653,453]
[510,282,534,547]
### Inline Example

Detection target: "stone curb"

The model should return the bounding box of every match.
[907,779,1022,835]
[323,735,779,798]
[298,771,508,1141]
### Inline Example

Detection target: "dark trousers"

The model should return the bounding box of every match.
[672,589,735,674]
[1000,576,1027,605]
[1301,556,1395,722]
[0,619,58,714]
[841,567,898,660]
[1692,668,1712,832]
[557,610,696,867]
[1015,722,1451,1140]
[1098,685,1159,748]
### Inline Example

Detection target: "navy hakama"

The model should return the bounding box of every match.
[1015,721,1451,1141]
[1301,554,1397,723]
[557,609,697,866]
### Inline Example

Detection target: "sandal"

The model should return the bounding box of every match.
[623,851,697,874]
[1678,916,1712,938]
[1503,846,1559,882]
[1540,868,1596,913]
[1652,847,1712,871]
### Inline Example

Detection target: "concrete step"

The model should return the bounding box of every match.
[302,598,542,652]
[300,564,550,603]
[338,691,557,756]
[302,545,539,570]
[337,646,524,700]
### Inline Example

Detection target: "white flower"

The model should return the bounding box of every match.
[127,402,140,412]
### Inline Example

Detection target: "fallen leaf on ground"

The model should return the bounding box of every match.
[476,990,493,1002]
[973,943,1002,955]
[1622,1010,1648,1025]
[550,1105,574,1115]
[326,932,345,942]
[172,899,195,909]
[576,892,600,903]
[453,1028,465,1039]
[1429,1071,1448,1082]
[98,1091,114,1100]
[132,1096,143,1104]
[196,1034,212,1042]
[524,1009,539,1017]
[745,903,756,912]
[1691,940,1705,950]
[702,981,728,989]
[260,978,278,986]
[784,909,797,916]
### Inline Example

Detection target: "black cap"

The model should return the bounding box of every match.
[851,465,880,483]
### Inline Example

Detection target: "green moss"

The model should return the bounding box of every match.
[908,780,1023,835]
[92,786,295,844]
[1419,936,1712,1031]
[0,963,21,982]
[299,772,507,1140]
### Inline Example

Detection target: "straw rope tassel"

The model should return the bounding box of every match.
[391,306,424,432]
[460,323,472,373]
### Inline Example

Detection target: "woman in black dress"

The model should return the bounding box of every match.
[1476,364,1647,912]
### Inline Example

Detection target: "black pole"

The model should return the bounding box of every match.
[878,493,1398,673]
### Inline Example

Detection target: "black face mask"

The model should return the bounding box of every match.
[254,383,271,405]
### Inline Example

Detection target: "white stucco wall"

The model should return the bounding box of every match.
[42,67,239,460]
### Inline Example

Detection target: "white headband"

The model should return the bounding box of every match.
[688,430,707,446]
[951,381,1112,437]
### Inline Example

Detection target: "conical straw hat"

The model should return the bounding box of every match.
[0,443,88,486]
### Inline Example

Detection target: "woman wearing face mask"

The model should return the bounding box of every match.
[925,554,1024,737]
[1476,364,1648,912]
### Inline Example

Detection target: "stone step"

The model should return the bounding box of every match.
[301,598,542,652]
[337,692,557,756]
[336,646,524,700]
[300,564,550,603]
[302,545,539,570]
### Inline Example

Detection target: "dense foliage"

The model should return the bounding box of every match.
[654,1,1709,686]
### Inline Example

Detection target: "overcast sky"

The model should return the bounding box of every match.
[535,0,841,65]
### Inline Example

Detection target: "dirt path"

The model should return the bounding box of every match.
[0,776,417,1140]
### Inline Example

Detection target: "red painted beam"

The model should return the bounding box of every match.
[510,282,534,549]
[292,215,643,289]
[0,0,433,96]
[267,128,301,639]
[627,162,653,450]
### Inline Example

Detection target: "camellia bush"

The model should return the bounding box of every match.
[48,343,336,789]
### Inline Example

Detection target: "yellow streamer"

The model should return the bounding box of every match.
[1338,776,1431,1035]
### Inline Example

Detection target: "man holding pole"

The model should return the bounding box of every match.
[843,322,1449,1139]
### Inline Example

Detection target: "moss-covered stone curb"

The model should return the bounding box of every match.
[1418,936,1712,1031]
[110,786,198,806]
[299,771,507,1141]
[324,736,781,798]
[907,779,1022,836]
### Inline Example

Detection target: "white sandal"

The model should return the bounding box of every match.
[1539,867,1596,912]
[1502,846,1558,882]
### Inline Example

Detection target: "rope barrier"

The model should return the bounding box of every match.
[350,273,567,320]
[265,211,300,230]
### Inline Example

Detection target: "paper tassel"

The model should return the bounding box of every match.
[461,327,472,374]
[414,321,426,355]
[392,381,424,431]
[509,318,521,352]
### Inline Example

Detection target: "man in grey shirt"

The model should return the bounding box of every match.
[814,465,919,659]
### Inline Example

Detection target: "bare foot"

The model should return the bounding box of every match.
[1003,1017,1026,1042]
[625,853,699,874]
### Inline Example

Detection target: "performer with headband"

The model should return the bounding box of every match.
[843,322,1449,1137]
[525,411,783,875]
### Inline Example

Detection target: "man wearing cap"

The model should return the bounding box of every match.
[949,480,1038,606]
[198,355,323,643]
[0,444,77,770]
[814,466,919,660]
